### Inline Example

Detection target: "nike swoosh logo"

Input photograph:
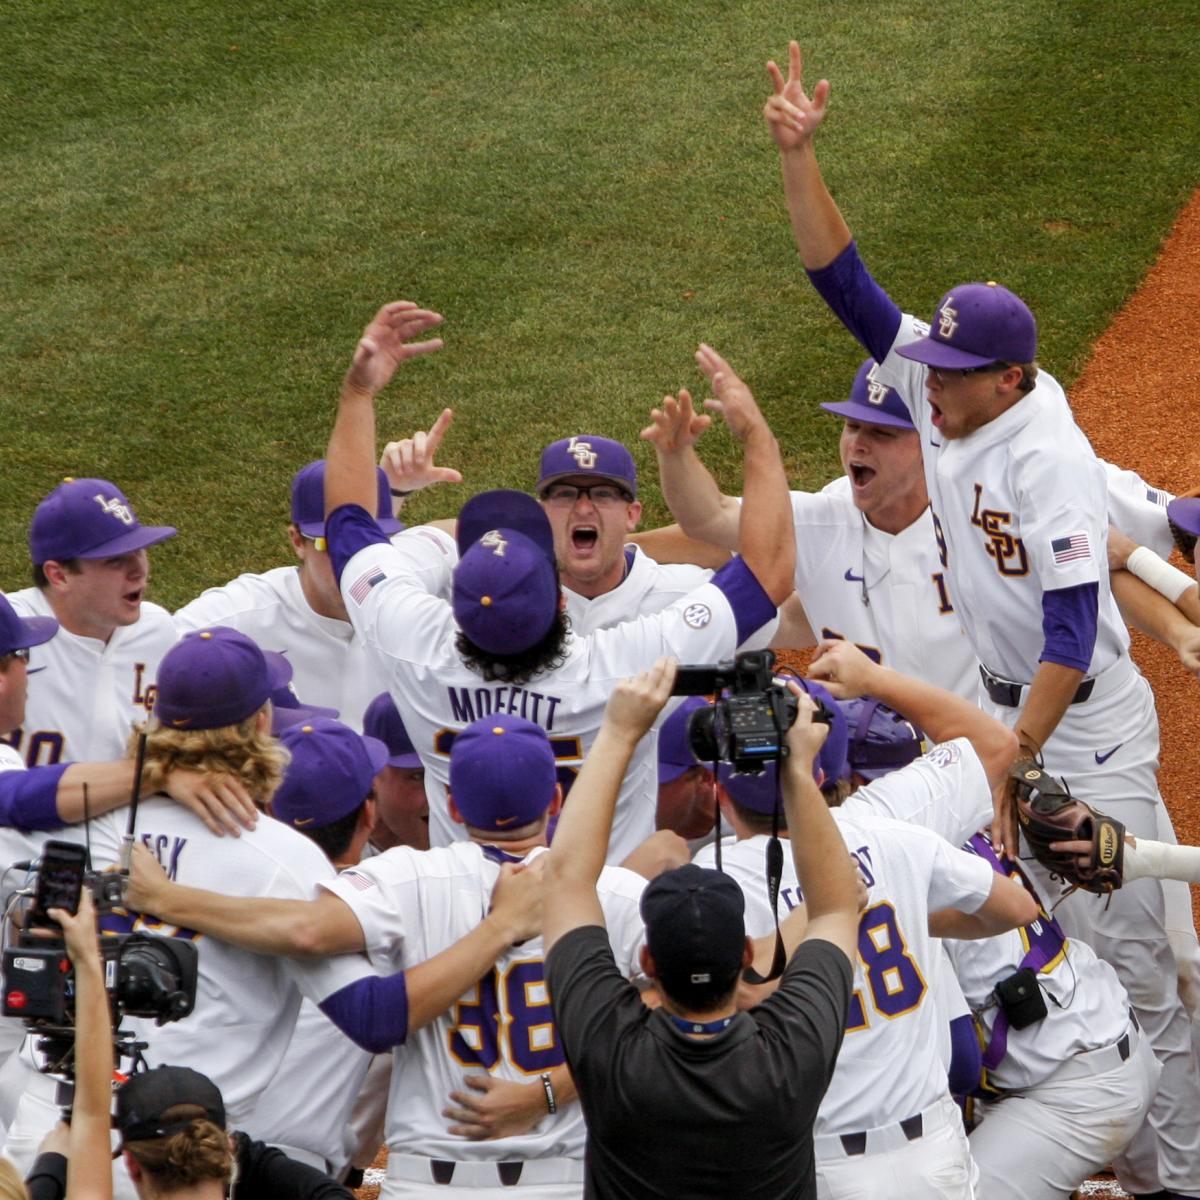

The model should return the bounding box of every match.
[929,438,942,448]
[1094,744,1123,765]
[27,667,46,675]
[294,817,316,827]
[494,815,518,827]
[843,569,865,583]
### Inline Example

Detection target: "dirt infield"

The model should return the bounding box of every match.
[1068,188,1200,922]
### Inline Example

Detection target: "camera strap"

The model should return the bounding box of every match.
[119,732,147,875]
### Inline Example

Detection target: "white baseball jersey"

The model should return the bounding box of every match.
[944,842,1130,1093]
[2,589,176,765]
[322,842,647,1162]
[175,566,391,731]
[786,478,977,699]
[340,536,774,862]
[874,316,1128,684]
[694,774,994,1139]
[1102,462,1174,560]
[84,799,375,1131]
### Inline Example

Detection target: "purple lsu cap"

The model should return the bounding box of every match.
[641,864,745,1003]
[0,595,58,658]
[453,491,559,656]
[1167,497,1200,544]
[116,1066,226,1144]
[272,718,390,829]
[29,478,176,566]
[154,628,292,731]
[537,436,637,498]
[363,692,423,768]
[658,697,710,784]
[896,282,1037,370]
[291,460,404,540]
[449,713,557,832]
[819,359,914,430]
[841,697,924,781]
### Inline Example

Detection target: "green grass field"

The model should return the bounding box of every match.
[2,0,1197,608]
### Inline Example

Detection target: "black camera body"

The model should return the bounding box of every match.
[2,847,199,1082]
[672,650,829,774]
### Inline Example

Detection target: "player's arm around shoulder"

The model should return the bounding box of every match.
[927,842,1037,940]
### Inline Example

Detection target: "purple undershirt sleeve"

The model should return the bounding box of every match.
[710,558,777,647]
[0,764,70,831]
[805,240,903,365]
[326,504,390,586]
[947,1013,982,1096]
[317,971,410,1053]
[1039,582,1098,672]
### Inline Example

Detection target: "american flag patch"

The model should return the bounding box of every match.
[341,870,375,892]
[349,566,387,605]
[1051,532,1091,564]
[1145,487,1171,508]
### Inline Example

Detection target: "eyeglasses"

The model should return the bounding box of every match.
[4,648,31,663]
[541,483,632,506]
[929,363,1012,385]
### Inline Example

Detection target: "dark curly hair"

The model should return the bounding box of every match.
[456,609,572,687]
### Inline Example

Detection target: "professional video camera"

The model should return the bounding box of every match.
[1,839,198,1089]
[670,650,830,773]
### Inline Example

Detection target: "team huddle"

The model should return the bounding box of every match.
[4,37,1200,1200]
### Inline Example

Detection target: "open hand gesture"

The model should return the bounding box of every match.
[606,658,678,743]
[640,389,712,456]
[764,40,830,153]
[695,344,766,443]
[380,407,464,495]
[344,301,444,399]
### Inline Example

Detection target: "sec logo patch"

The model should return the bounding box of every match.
[924,742,962,769]
[683,603,712,629]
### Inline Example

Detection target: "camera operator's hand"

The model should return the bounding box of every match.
[604,657,678,746]
[125,842,172,915]
[807,638,884,699]
[782,681,829,769]
[48,887,101,971]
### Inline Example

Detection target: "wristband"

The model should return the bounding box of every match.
[1125,545,1194,603]
[1123,837,1200,885]
[389,487,415,498]
[539,1072,558,1114]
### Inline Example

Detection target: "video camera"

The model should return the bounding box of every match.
[671,650,830,774]
[2,840,198,1085]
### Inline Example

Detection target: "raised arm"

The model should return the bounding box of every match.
[779,684,859,960]
[379,406,464,518]
[764,40,850,270]
[695,345,796,603]
[808,639,1018,791]
[542,658,677,954]
[325,301,444,543]
[640,388,741,550]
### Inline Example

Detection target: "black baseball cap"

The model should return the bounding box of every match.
[116,1066,226,1143]
[641,864,746,1005]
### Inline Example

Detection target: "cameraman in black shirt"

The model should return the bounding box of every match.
[544,657,858,1200]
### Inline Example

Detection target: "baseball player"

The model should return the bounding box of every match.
[362,691,430,852]
[654,695,717,844]
[3,477,177,766]
[174,460,406,730]
[321,301,792,863]
[696,660,1032,1199]
[762,40,1200,1193]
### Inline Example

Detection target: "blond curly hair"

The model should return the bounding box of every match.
[134,706,290,810]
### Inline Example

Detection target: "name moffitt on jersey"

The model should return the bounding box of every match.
[323,842,647,1163]
[694,739,995,1140]
[337,532,775,863]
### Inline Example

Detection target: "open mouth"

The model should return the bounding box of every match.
[848,464,876,488]
[123,587,144,606]
[929,399,944,428]
[571,527,599,552]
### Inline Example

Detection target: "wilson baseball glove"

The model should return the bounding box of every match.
[1011,762,1125,894]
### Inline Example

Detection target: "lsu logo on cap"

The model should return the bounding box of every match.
[936,300,959,340]
[865,362,890,407]
[567,437,597,469]
[482,530,508,557]
[94,494,135,525]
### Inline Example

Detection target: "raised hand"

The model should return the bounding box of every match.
[605,657,678,743]
[695,344,767,443]
[640,388,712,456]
[783,681,830,765]
[764,40,830,153]
[380,407,464,495]
[343,300,444,399]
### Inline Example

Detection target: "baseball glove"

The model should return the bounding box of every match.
[1011,762,1125,895]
